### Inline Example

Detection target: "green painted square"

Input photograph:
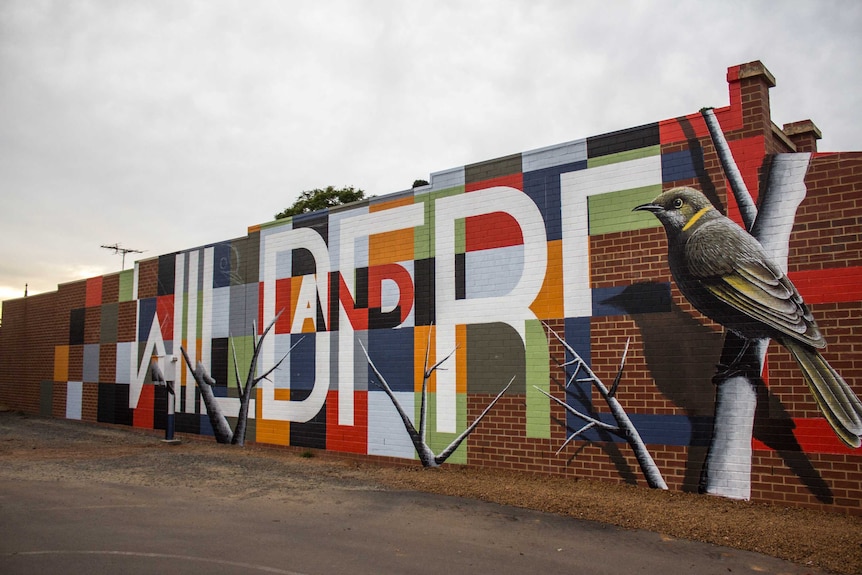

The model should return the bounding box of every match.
[100,303,119,344]
[588,185,663,236]
[525,319,550,439]
[413,186,463,260]
[420,393,467,465]
[118,270,134,302]
[587,144,660,169]
[40,381,53,416]
[227,335,255,393]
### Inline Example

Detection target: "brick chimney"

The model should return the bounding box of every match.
[727,60,776,142]
[782,120,822,153]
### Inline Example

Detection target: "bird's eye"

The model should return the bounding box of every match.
[672,198,684,209]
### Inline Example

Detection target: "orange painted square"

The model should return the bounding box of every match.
[530,240,563,319]
[414,325,435,393]
[369,196,417,266]
[254,388,291,446]
[456,324,467,394]
[54,346,70,382]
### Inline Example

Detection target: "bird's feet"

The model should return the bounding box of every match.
[712,360,761,385]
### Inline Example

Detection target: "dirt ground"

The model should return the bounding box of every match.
[0,410,859,575]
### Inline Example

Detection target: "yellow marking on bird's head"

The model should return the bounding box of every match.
[682,206,713,232]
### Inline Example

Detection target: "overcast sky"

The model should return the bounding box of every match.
[1,0,860,310]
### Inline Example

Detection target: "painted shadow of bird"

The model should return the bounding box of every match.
[604,282,834,502]
[634,187,862,449]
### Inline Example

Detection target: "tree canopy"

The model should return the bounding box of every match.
[274,186,366,220]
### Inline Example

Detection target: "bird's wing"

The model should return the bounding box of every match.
[685,220,825,348]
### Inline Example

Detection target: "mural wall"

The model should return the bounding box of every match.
[2,61,861,514]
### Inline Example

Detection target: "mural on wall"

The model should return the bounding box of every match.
[361,330,514,467]
[541,325,668,489]
[177,311,296,445]
[44,64,861,509]
[634,109,862,500]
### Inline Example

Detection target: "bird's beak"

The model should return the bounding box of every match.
[633,203,661,213]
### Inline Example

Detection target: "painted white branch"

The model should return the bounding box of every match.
[179,311,291,447]
[700,106,812,499]
[545,325,668,490]
[179,346,234,444]
[360,337,512,468]
[702,108,758,229]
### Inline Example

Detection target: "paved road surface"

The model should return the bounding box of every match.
[0,477,823,575]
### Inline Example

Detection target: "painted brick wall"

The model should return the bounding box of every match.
[2,60,861,515]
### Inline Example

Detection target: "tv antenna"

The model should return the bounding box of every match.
[101,243,145,270]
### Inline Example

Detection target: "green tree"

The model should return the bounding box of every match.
[274,185,366,220]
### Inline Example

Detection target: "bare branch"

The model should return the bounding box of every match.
[608,338,630,397]
[359,340,424,448]
[701,107,758,230]
[435,376,515,465]
[361,335,512,468]
[230,339,243,397]
[542,323,667,490]
[534,387,618,432]
[179,346,233,444]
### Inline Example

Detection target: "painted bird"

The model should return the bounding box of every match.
[634,186,862,448]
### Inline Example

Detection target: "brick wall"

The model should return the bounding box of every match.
[2,60,861,515]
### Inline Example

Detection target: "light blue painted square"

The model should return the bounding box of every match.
[83,344,100,383]
[66,381,83,419]
[522,139,587,172]
[115,342,132,384]
[465,244,523,299]
[367,391,416,459]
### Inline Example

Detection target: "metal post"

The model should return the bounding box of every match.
[165,380,176,441]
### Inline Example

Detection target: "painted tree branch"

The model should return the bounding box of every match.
[359,330,514,468]
[179,345,234,443]
[702,108,758,227]
[699,109,811,499]
[179,310,297,446]
[540,325,668,490]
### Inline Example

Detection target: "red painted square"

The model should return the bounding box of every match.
[326,390,368,454]
[133,384,154,429]
[86,276,103,308]
[789,267,862,305]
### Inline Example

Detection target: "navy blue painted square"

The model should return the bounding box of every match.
[292,211,329,247]
[175,412,201,435]
[523,160,586,242]
[289,333,316,391]
[69,308,86,345]
[153,384,167,431]
[289,388,326,449]
[137,298,158,341]
[212,241,233,289]
[414,259,435,326]
[158,253,176,296]
[563,316,593,428]
[97,382,115,424]
[661,149,702,183]
[587,123,660,158]
[367,328,414,392]
[211,337,229,390]
[113,384,132,426]
[199,413,215,437]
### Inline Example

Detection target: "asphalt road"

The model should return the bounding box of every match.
[0,477,824,575]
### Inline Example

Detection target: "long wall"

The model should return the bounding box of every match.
[2,61,861,514]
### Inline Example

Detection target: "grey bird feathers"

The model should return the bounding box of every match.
[634,186,862,448]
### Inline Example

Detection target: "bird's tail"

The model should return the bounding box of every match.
[783,338,862,449]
